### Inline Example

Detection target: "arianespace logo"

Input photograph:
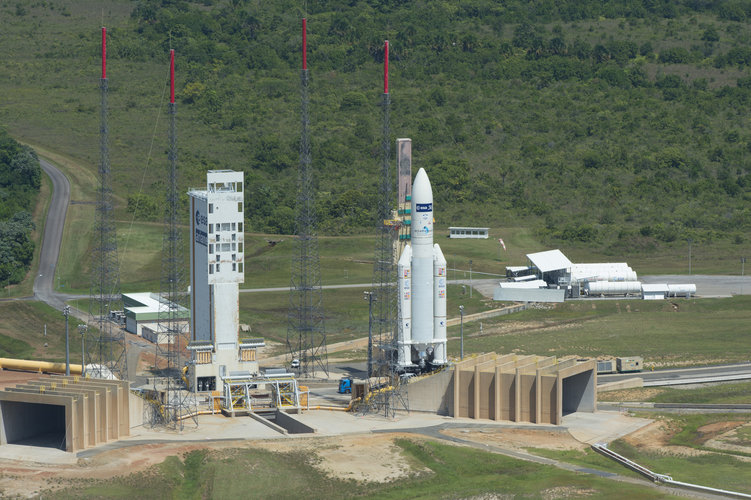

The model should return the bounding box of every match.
[416,203,432,212]
[194,210,208,247]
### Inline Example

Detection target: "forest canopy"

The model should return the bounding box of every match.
[0,130,40,285]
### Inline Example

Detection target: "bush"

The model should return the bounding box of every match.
[659,47,691,63]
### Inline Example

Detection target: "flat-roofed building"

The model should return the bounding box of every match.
[449,227,489,239]
[122,292,190,337]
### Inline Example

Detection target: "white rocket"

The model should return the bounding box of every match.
[397,168,447,368]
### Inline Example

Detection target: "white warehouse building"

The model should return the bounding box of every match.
[187,170,263,392]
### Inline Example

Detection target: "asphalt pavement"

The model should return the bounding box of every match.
[33,158,73,313]
[599,362,751,386]
[641,274,751,297]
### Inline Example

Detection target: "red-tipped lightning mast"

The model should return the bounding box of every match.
[367,38,394,383]
[91,24,127,381]
[288,17,330,377]
[102,27,107,79]
[155,46,189,426]
[384,40,389,94]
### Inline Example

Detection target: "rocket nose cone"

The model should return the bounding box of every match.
[412,168,432,203]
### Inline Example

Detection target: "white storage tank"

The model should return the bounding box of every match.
[585,281,642,296]
[571,263,637,282]
[667,284,696,297]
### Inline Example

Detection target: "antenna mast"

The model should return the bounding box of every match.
[287,18,328,378]
[89,26,127,381]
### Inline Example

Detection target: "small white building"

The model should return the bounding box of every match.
[642,284,668,300]
[122,292,189,337]
[449,227,489,239]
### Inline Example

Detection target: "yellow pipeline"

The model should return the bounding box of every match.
[0,357,83,375]
[177,410,216,421]
[306,405,350,412]
[182,365,190,390]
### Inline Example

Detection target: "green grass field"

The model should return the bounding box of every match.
[449,295,751,367]
[241,283,494,351]
[0,301,79,363]
[50,439,676,499]
[602,382,751,404]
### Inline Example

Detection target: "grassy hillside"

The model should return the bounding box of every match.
[0,301,80,363]
[1,0,750,262]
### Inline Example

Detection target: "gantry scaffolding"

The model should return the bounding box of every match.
[365,40,409,418]
[152,50,196,429]
[222,375,301,415]
[287,18,328,379]
[88,26,127,381]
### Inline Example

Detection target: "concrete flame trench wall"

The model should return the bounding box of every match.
[406,353,595,425]
[0,376,130,453]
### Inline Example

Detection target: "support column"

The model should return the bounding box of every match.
[453,364,460,417]
[473,365,480,419]
[514,368,521,422]
[494,365,502,421]
[535,369,542,424]
[555,372,563,425]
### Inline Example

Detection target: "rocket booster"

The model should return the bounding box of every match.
[397,168,447,367]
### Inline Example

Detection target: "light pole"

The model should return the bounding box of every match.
[688,239,693,275]
[742,257,746,276]
[459,305,464,361]
[63,305,71,376]
[78,324,87,377]
[364,291,375,378]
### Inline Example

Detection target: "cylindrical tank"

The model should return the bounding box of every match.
[397,246,412,366]
[432,243,447,364]
[667,284,696,297]
[410,168,434,348]
[571,263,637,282]
[585,281,642,295]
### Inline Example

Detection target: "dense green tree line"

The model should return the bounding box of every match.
[0,130,39,285]
[56,0,751,248]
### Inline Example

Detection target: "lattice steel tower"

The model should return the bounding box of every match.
[88,27,127,380]
[364,40,409,418]
[369,40,398,379]
[287,18,328,378]
[153,50,195,427]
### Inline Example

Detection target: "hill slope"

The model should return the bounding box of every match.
[1,0,750,253]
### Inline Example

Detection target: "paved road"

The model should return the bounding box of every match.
[642,274,751,297]
[33,158,70,312]
[598,362,751,386]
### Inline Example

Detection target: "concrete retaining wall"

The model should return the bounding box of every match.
[405,369,453,415]
[276,410,316,434]
[597,377,643,392]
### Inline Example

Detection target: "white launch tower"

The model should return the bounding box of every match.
[397,168,447,369]
[187,170,261,392]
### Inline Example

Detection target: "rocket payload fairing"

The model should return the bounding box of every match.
[397,168,447,369]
